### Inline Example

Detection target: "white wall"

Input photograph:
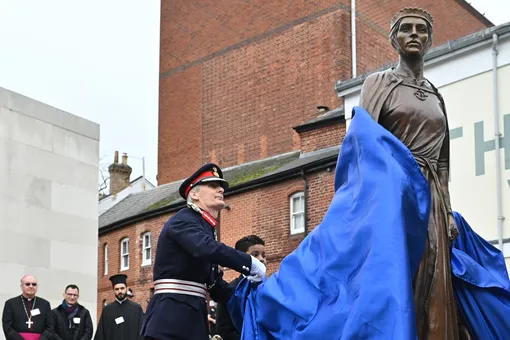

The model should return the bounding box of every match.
[98,178,154,215]
[339,32,510,272]
[0,87,99,339]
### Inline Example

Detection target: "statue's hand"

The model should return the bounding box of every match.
[448,213,459,243]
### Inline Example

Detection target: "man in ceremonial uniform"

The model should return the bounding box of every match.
[141,163,266,340]
[1,275,54,340]
[94,274,144,340]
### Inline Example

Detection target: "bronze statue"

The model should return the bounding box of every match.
[359,8,472,339]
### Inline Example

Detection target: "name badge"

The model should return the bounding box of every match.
[115,316,124,325]
[30,309,40,316]
[73,318,81,324]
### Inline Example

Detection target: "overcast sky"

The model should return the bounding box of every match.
[0,1,508,189]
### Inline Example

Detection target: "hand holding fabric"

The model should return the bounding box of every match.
[247,256,266,282]
[448,213,459,243]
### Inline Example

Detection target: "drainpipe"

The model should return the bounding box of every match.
[301,169,309,236]
[492,33,504,251]
[351,0,357,78]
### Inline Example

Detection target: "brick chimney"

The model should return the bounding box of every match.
[108,151,132,195]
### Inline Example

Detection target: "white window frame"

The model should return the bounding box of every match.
[290,191,305,235]
[142,232,152,266]
[503,241,510,259]
[120,238,129,271]
[104,244,108,275]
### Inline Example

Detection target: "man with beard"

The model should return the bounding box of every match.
[2,274,54,340]
[52,284,93,340]
[93,274,144,340]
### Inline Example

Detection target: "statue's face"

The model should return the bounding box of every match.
[396,17,430,57]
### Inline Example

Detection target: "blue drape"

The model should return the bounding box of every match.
[229,106,431,339]
[228,106,510,339]
[451,212,510,339]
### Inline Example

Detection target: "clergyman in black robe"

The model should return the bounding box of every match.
[93,274,144,340]
[1,275,54,340]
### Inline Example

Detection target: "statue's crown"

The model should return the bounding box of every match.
[390,7,433,30]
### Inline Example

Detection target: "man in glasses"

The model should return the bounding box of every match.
[51,284,93,340]
[1,274,54,339]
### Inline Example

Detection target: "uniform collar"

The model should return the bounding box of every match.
[188,204,218,228]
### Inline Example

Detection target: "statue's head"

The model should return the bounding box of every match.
[389,8,433,59]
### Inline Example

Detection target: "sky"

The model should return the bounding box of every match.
[0,1,508,191]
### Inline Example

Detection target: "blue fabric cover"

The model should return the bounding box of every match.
[228,106,510,339]
[229,106,431,339]
[451,212,510,339]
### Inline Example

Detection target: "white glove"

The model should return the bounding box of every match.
[247,256,266,282]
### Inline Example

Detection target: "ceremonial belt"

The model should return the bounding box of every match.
[153,279,207,299]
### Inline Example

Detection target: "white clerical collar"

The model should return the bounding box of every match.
[116,298,127,304]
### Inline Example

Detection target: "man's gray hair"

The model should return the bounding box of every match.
[186,185,201,205]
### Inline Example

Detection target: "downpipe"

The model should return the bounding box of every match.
[492,33,504,251]
[351,0,356,78]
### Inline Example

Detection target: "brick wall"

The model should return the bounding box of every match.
[157,0,490,184]
[97,167,337,316]
[299,123,346,154]
[97,214,172,319]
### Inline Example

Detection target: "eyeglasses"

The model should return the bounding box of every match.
[24,283,37,287]
[66,293,79,298]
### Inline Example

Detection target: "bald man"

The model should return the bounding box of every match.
[2,275,54,340]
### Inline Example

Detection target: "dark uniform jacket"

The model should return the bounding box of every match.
[141,207,252,340]
[52,304,93,340]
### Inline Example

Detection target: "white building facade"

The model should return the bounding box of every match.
[0,87,100,339]
[98,176,155,215]
[336,23,510,271]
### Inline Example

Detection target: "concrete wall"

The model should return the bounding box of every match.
[0,86,99,339]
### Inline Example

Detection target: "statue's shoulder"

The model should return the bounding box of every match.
[360,68,397,96]
[363,68,398,85]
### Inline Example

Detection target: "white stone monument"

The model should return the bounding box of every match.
[0,86,99,339]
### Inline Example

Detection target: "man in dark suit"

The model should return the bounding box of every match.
[140,163,266,340]
[216,235,267,340]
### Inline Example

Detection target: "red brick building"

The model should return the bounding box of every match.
[157,0,490,184]
[97,0,492,317]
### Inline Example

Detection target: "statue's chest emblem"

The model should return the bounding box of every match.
[414,89,428,101]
